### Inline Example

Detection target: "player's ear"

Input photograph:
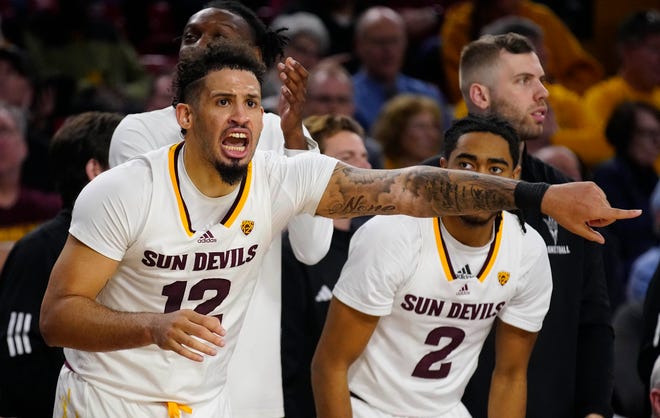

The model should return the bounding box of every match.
[85,158,104,181]
[439,157,448,168]
[468,83,490,111]
[512,164,522,180]
[175,103,193,130]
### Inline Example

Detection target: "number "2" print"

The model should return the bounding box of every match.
[412,326,466,379]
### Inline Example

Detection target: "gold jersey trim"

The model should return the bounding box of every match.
[433,213,503,283]
[167,142,252,236]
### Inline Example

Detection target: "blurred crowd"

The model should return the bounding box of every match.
[0,0,659,417]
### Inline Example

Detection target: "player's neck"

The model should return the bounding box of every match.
[183,145,240,198]
[441,216,496,247]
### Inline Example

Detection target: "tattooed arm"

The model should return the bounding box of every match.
[315,162,641,244]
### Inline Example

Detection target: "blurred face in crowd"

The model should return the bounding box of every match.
[305,70,355,117]
[492,0,523,14]
[145,72,174,112]
[324,130,371,169]
[401,110,442,163]
[623,32,660,89]
[628,106,660,168]
[0,60,33,111]
[284,33,323,70]
[0,108,27,176]
[487,50,549,141]
[179,8,261,61]
[355,8,406,83]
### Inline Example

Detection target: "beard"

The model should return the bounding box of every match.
[489,97,544,141]
[459,212,498,227]
[214,159,248,185]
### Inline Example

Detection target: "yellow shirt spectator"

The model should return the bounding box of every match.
[582,77,660,169]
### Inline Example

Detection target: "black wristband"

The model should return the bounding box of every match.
[514,182,551,211]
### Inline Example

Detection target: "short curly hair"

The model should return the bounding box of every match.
[172,39,266,135]
[173,39,266,107]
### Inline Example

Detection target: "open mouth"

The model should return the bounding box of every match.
[531,108,546,123]
[223,132,247,150]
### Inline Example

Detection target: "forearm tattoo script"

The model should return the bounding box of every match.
[318,164,518,218]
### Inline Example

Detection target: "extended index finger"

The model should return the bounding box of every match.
[588,208,642,226]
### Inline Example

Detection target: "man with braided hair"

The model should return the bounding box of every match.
[312,114,552,418]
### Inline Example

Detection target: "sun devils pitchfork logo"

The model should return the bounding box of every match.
[241,220,254,236]
[543,216,571,254]
[497,271,510,286]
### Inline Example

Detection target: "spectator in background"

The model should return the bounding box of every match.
[22,0,151,113]
[372,94,442,169]
[282,0,368,59]
[263,11,330,111]
[0,45,34,111]
[639,259,660,417]
[0,102,60,244]
[440,0,603,104]
[352,6,451,133]
[304,62,384,169]
[281,114,371,418]
[0,44,54,193]
[143,70,174,112]
[533,145,584,181]
[629,181,660,303]
[593,101,660,292]
[0,111,122,418]
[583,9,660,170]
[611,297,646,418]
[271,12,329,73]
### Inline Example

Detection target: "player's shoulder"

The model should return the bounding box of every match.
[116,107,175,131]
[358,215,427,242]
[89,156,153,196]
[129,106,174,122]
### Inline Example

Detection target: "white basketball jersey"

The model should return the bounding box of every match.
[66,143,335,405]
[110,107,333,416]
[333,212,551,417]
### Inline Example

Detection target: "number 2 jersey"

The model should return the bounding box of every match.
[333,213,552,417]
[65,143,336,404]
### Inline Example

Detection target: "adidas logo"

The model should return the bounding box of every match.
[197,231,217,243]
[315,285,333,302]
[6,311,33,357]
[455,264,473,280]
[456,283,470,296]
